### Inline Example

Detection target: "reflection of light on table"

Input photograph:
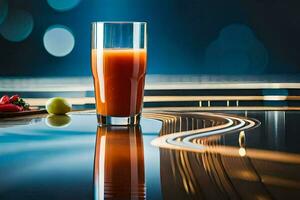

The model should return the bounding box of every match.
[150,112,257,153]
[239,147,246,157]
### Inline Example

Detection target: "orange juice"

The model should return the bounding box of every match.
[91,49,147,117]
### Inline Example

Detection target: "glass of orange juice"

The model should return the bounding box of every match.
[91,22,147,125]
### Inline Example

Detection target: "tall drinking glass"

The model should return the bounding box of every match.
[91,22,147,125]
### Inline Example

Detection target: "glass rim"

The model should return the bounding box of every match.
[91,21,147,25]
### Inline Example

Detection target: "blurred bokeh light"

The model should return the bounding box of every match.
[0,9,33,42]
[47,0,81,12]
[205,24,268,74]
[43,25,75,57]
[0,0,8,25]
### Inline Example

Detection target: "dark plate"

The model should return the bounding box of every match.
[0,109,47,118]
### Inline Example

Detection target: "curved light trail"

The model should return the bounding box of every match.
[144,112,259,153]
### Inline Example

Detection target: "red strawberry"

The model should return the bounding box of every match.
[9,95,20,103]
[0,95,10,105]
[0,104,23,112]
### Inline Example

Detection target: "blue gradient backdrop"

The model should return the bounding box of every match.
[0,0,299,76]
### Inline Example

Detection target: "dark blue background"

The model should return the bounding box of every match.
[0,0,299,76]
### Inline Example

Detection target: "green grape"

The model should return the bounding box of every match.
[46,97,72,115]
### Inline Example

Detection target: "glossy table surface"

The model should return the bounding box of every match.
[0,110,300,200]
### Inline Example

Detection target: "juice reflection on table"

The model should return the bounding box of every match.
[94,125,145,200]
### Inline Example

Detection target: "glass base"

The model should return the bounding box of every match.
[97,114,141,126]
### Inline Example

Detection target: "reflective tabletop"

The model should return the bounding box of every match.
[0,110,300,200]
